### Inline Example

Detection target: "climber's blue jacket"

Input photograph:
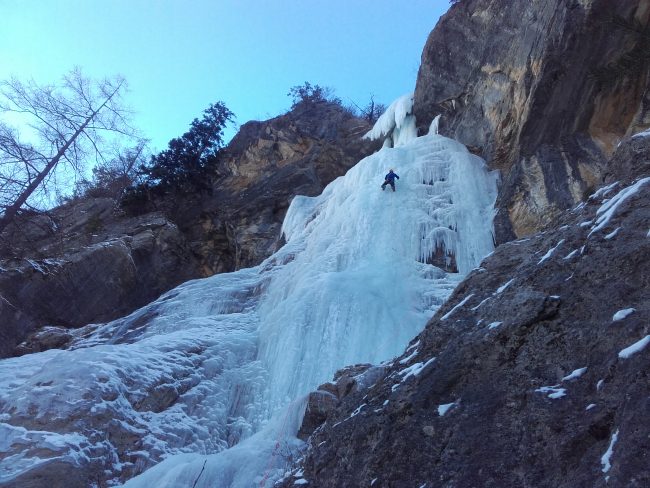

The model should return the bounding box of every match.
[385,171,399,182]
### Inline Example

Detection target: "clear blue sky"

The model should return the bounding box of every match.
[0,0,449,151]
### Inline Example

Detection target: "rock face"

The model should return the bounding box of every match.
[168,100,377,274]
[284,136,650,487]
[0,198,200,358]
[414,0,650,242]
[0,102,377,358]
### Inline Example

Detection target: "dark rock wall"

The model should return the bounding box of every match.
[286,135,650,488]
[0,199,200,358]
[414,0,650,242]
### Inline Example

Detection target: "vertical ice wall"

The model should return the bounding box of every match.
[255,114,498,418]
[0,94,499,488]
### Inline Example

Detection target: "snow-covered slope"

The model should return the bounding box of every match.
[0,97,498,487]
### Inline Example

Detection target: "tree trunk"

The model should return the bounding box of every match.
[0,82,122,234]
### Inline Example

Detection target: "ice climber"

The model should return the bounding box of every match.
[381,169,400,191]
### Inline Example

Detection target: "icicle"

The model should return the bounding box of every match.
[364,93,415,144]
[428,114,441,135]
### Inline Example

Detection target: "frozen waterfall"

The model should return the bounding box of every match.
[0,95,498,488]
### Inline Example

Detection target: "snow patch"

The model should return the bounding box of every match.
[589,178,650,236]
[601,429,619,474]
[618,335,650,359]
[586,404,597,411]
[563,249,578,260]
[399,349,419,365]
[535,385,566,399]
[604,227,621,240]
[612,308,635,322]
[437,402,456,416]
[590,181,619,200]
[632,127,650,138]
[495,279,514,294]
[441,294,474,320]
[398,357,436,381]
[428,115,441,135]
[487,321,502,330]
[538,239,565,264]
[471,297,491,311]
[562,367,587,381]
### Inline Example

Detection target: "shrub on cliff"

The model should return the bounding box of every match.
[122,102,233,211]
[140,102,234,190]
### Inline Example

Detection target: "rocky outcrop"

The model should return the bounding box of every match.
[168,100,377,274]
[283,135,650,487]
[298,364,382,440]
[414,0,650,242]
[0,198,200,358]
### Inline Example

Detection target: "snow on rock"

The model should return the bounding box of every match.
[487,321,502,330]
[563,249,579,260]
[589,177,650,236]
[562,367,587,381]
[612,308,635,322]
[618,335,650,359]
[399,348,419,365]
[586,404,597,411]
[471,297,491,311]
[437,402,456,416]
[632,127,650,138]
[537,239,565,264]
[441,294,474,320]
[495,278,515,294]
[589,181,619,200]
[604,227,621,240]
[535,385,567,399]
[601,429,619,474]
[398,357,436,382]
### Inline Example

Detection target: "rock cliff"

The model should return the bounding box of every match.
[0,199,200,358]
[286,133,650,488]
[414,0,650,242]
[0,101,376,358]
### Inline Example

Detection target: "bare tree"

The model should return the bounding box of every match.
[0,68,137,233]
[74,140,149,199]
[348,94,387,124]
